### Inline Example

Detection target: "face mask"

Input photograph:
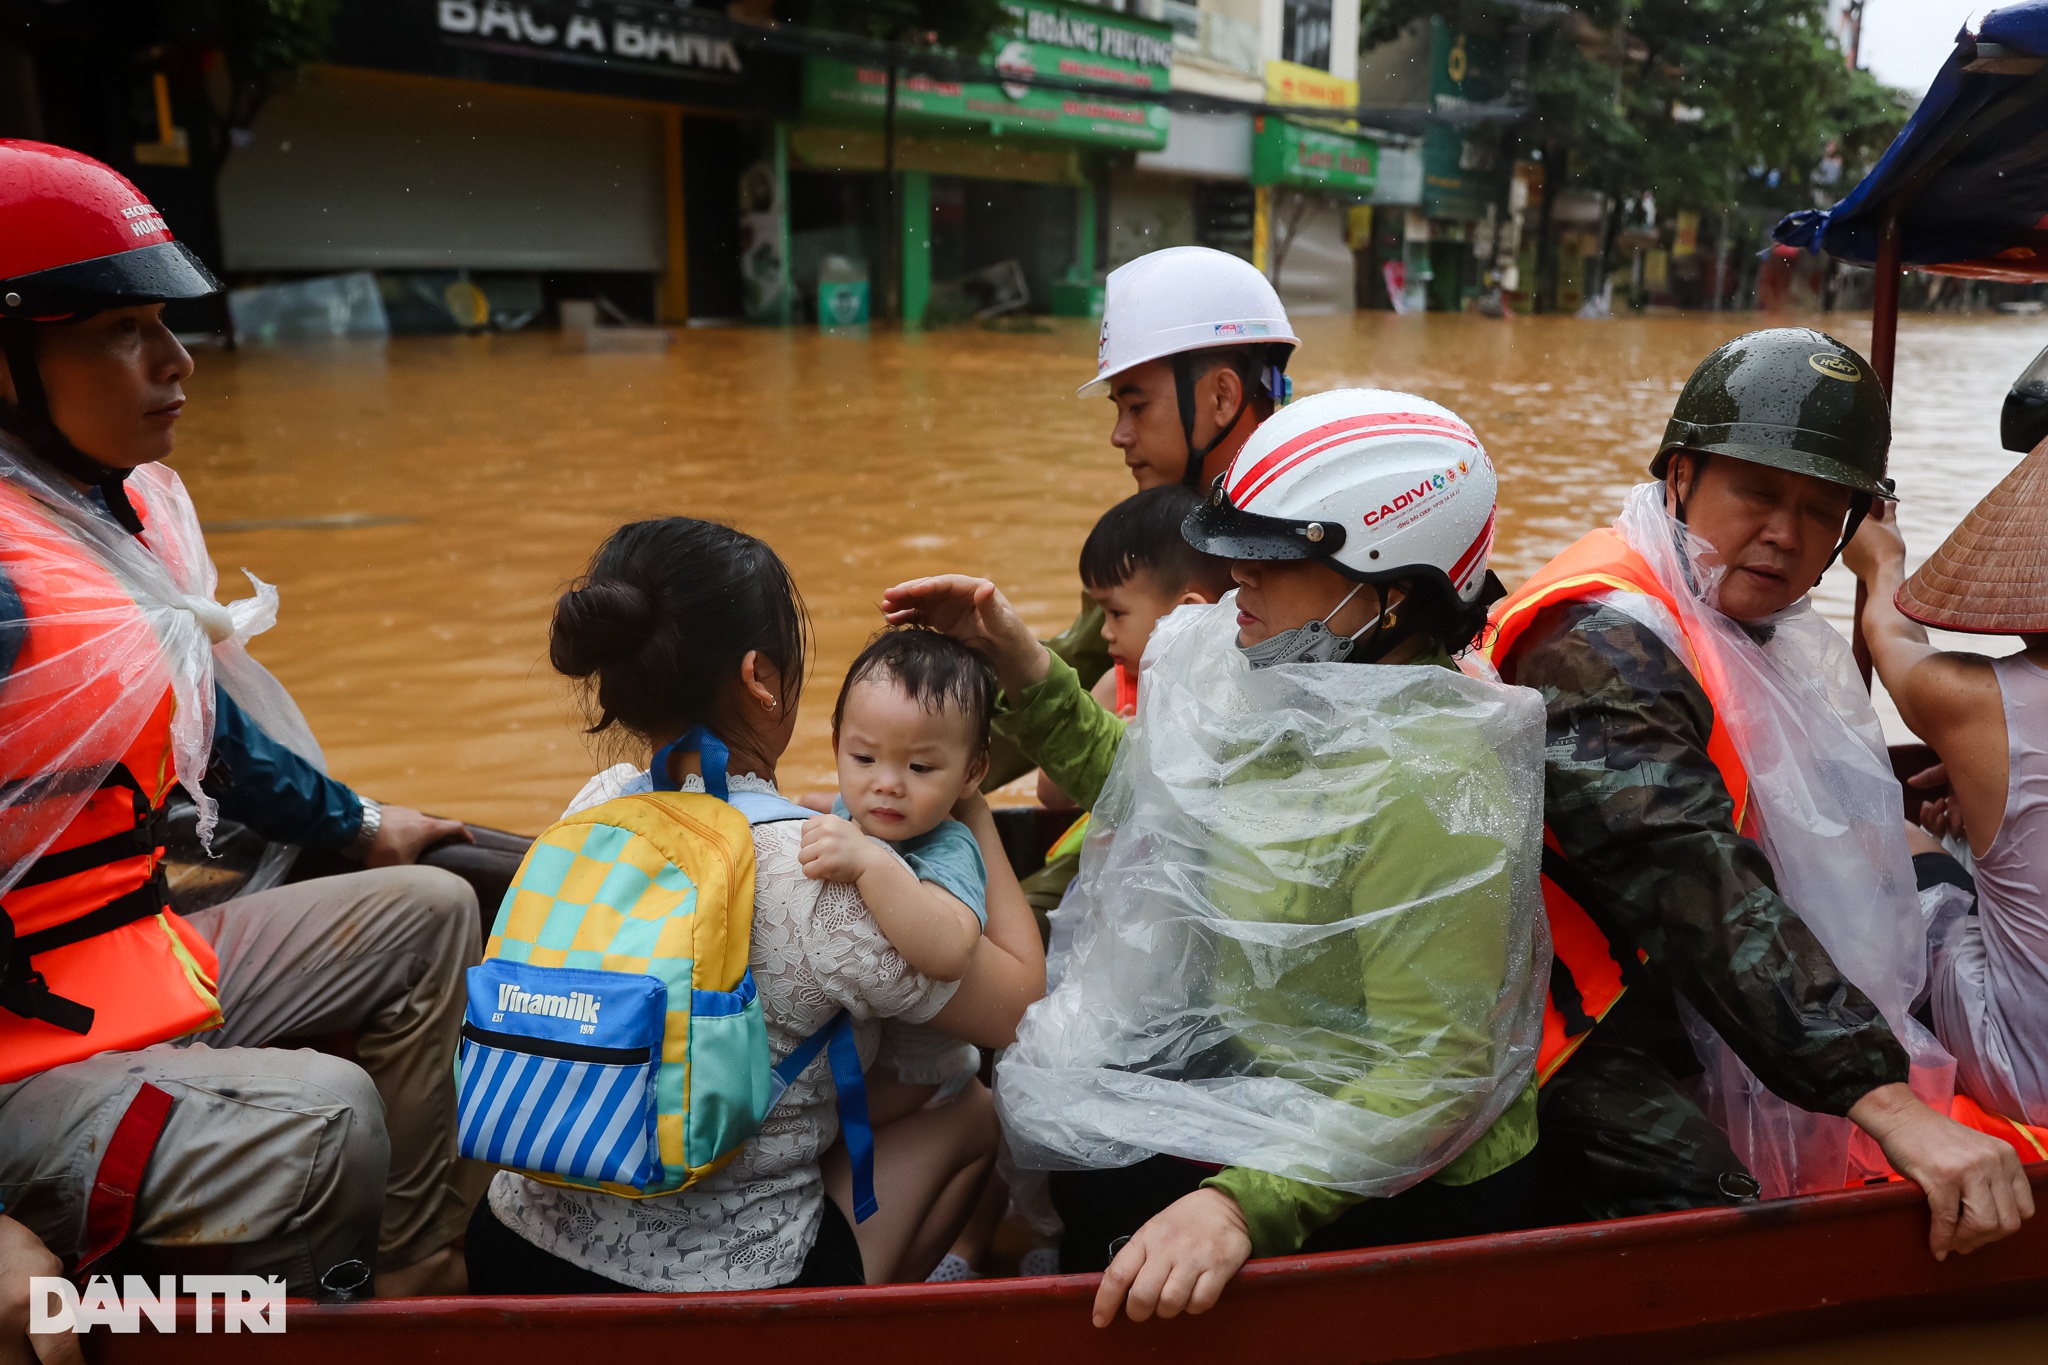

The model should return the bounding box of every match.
[1240,582,1376,668]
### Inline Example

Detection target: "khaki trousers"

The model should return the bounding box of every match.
[0,866,484,1293]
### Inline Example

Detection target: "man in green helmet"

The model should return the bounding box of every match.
[1485,328,2033,1258]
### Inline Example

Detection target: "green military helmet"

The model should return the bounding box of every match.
[1653,327,1896,499]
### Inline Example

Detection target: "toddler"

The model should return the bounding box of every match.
[799,628,997,982]
[1036,486,1237,817]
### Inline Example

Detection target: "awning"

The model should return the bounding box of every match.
[1774,1,2048,281]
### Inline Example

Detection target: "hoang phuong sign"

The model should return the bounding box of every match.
[803,0,1172,150]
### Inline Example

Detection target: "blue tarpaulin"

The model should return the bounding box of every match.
[1775,1,2048,280]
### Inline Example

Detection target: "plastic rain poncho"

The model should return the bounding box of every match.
[996,600,1549,1196]
[1604,484,1954,1197]
[0,434,324,901]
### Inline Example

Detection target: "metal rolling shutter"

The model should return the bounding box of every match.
[219,69,665,272]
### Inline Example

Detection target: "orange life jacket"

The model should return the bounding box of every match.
[1948,1095,2048,1166]
[0,478,221,1084]
[1113,662,1138,719]
[1483,528,1754,1085]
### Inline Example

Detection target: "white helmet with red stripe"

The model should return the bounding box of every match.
[1183,387,1498,605]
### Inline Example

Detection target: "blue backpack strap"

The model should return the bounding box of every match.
[769,1010,878,1224]
[728,790,817,826]
[649,725,730,800]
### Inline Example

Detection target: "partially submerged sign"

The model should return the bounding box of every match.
[803,0,1172,150]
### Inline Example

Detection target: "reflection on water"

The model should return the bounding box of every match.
[173,312,2048,833]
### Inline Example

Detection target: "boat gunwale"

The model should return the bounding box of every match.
[99,1163,2048,1364]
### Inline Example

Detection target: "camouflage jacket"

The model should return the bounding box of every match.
[1504,599,1908,1116]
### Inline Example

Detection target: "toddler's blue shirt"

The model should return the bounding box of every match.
[832,797,988,928]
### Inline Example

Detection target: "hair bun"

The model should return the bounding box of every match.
[550,579,655,676]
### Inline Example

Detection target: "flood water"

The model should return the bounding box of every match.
[173,311,2047,834]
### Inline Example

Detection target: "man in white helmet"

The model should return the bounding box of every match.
[1082,245,1300,491]
[884,390,1543,1327]
[991,247,1299,795]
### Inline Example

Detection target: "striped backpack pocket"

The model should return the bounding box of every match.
[458,776,785,1198]
[457,731,878,1214]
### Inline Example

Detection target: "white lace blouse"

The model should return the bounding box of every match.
[486,769,959,1291]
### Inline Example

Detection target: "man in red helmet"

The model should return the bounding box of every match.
[0,141,483,1339]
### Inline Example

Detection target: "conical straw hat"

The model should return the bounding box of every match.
[1898,439,2048,634]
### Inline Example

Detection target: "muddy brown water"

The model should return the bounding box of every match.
[174,311,2045,834]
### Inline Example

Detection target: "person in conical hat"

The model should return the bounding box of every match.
[1845,437,2048,1132]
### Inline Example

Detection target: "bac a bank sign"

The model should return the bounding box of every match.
[330,0,797,113]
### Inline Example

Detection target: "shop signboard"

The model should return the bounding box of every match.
[1263,58,1359,125]
[803,0,1172,149]
[1422,16,1508,221]
[1252,117,1379,196]
[329,0,798,112]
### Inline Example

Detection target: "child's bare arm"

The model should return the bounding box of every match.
[798,815,980,981]
[928,793,1046,1047]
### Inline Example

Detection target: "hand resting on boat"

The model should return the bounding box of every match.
[362,804,471,867]
[1091,1188,1253,1329]
[1849,1082,2034,1259]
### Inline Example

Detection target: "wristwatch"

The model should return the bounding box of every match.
[348,797,383,861]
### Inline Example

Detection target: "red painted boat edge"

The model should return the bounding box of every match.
[94,1165,2048,1364]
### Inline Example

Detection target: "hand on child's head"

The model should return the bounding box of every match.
[834,676,985,843]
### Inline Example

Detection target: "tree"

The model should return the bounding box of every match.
[1363,0,1907,310]
[199,0,340,171]
[1361,0,1907,215]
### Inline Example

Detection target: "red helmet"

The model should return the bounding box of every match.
[0,140,220,321]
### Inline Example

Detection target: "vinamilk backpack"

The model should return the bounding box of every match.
[455,729,876,1217]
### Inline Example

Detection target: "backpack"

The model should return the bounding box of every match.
[456,729,877,1217]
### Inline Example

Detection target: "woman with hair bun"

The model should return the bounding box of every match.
[464,517,1045,1294]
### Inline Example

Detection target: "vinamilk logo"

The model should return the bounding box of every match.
[31,1275,286,1334]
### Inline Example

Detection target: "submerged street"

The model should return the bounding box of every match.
[172,311,2043,833]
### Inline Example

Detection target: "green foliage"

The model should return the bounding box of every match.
[217,0,338,92]
[798,0,1015,53]
[1361,0,1910,213]
[192,0,338,160]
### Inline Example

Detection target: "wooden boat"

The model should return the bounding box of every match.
[90,1168,2048,1363]
[120,795,2048,1363]
[112,12,2048,1358]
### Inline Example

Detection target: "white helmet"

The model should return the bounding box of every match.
[1082,246,1299,398]
[1082,246,1301,486]
[1184,388,1499,607]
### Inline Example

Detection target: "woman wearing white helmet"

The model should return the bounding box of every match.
[883,390,1548,1328]
[989,246,1300,790]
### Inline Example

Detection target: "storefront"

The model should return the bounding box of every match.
[217,0,801,322]
[1108,110,1257,270]
[786,0,1172,328]
[1250,114,1380,315]
[1414,16,1510,312]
